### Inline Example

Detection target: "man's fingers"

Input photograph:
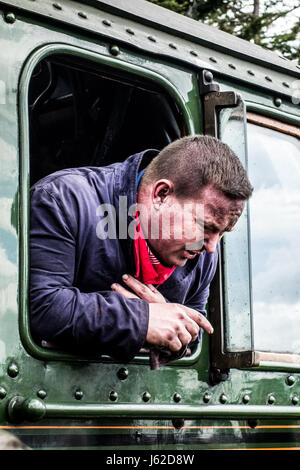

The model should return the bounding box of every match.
[184,320,200,342]
[147,284,158,293]
[122,274,166,303]
[162,323,195,351]
[181,305,214,335]
[122,274,150,296]
[111,283,138,299]
[178,330,192,348]
[165,336,183,352]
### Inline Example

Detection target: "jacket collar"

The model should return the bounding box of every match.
[113,149,159,275]
[115,149,159,211]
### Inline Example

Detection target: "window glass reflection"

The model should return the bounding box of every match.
[248,122,300,353]
[219,101,252,351]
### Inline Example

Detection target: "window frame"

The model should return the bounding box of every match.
[210,106,300,372]
[19,43,201,365]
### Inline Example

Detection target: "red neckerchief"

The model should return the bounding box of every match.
[133,211,176,285]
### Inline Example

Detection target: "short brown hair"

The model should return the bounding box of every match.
[142,135,253,200]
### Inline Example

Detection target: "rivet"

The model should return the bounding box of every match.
[282,81,290,88]
[103,19,112,26]
[286,375,296,386]
[209,56,217,63]
[4,12,16,23]
[274,97,282,107]
[243,394,250,404]
[37,390,47,399]
[172,418,184,429]
[142,392,151,402]
[0,387,7,399]
[169,43,177,49]
[268,394,275,404]
[203,392,211,403]
[110,45,120,56]
[204,70,214,83]
[265,75,272,82]
[53,2,62,10]
[190,50,198,57]
[126,28,135,35]
[22,398,46,422]
[74,389,83,400]
[78,11,87,19]
[292,396,299,405]
[248,419,258,429]
[109,391,118,401]
[173,393,181,403]
[220,393,228,404]
[247,70,255,76]
[228,63,236,69]
[117,367,128,380]
[148,35,156,42]
[7,362,19,378]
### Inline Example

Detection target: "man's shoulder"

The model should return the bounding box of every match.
[30,165,120,204]
[30,150,157,197]
[29,166,121,231]
[31,166,112,190]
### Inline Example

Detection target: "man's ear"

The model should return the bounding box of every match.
[152,180,175,207]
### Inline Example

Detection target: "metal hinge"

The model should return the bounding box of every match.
[199,69,242,138]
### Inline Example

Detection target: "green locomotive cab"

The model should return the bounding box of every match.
[0,0,299,450]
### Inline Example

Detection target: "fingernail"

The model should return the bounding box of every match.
[122,274,129,281]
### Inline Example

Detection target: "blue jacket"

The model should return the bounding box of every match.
[30,150,218,362]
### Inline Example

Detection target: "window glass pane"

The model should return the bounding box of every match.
[247,122,300,353]
[218,99,252,351]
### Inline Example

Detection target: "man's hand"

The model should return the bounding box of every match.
[147,303,213,352]
[111,274,166,303]
[111,274,213,352]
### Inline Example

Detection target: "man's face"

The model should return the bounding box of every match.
[142,183,245,267]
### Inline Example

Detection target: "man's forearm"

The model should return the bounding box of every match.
[30,284,149,362]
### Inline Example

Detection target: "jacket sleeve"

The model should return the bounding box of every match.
[29,186,149,363]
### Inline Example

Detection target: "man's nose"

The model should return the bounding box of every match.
[203,233,219,253]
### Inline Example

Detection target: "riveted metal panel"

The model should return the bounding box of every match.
[87,0,299,76]
[0,0,298,101]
